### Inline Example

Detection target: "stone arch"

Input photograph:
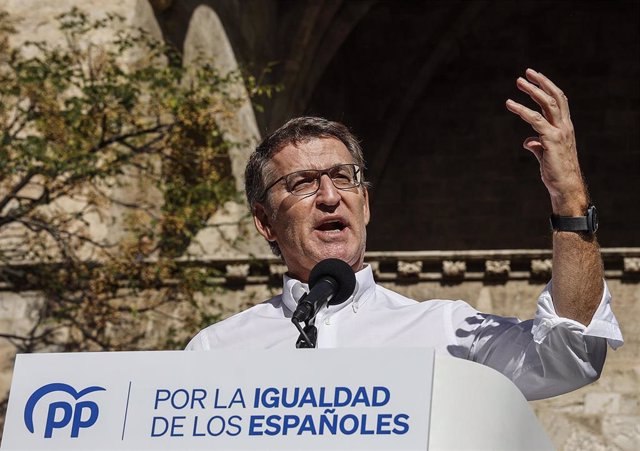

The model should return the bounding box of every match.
[180,4,269,257]
[182,4,260,190]
[264,0,375,131]
[150,0,374,132]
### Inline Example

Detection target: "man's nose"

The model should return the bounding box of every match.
[315,174,341,205]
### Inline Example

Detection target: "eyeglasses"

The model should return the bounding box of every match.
[262,163,363,198]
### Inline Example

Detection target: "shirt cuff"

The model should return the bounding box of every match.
[532,280,624,349]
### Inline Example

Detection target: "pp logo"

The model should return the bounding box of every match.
[24,383,106,438]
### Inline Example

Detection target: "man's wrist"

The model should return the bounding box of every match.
[550,205,598,235]
[550,189,590,216]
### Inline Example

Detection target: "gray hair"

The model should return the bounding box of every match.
[245,116,367,256]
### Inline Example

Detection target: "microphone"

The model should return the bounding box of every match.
[291,259,357,324]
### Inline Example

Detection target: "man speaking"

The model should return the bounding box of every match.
[187,69,622,401]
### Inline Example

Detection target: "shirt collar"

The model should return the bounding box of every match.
[282,264,376,314]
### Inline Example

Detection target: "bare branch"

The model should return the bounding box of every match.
[88,122,173,155]
[0,169,37,214]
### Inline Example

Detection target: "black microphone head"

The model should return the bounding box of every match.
[308,258,356,305]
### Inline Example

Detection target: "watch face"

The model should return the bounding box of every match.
[588,205,598,233]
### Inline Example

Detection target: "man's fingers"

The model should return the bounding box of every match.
[525,68,571,119]
[523,137,544,163]
[523,136,542,149]
[505,99,551,135]
[516,77,563,125]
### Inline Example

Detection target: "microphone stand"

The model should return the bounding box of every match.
[295,322,317,348]
[292,293,318,348]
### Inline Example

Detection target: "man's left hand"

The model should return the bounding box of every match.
[506,68,588,216]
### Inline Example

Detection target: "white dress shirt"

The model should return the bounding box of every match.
[186,265,623,400]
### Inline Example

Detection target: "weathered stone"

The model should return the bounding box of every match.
[563,428,606,451]
[485,259,510,275]
[442,260,466,277]
[602,415,640,451]
[584,392,621,415]
[475,286,493,312]
[187,201,270,258]
[397,260,422,276]
[623,257,640,273]
[0,293,29,319]
[268,264,287,278]
[149,0,171,11]
[225,264,250,280]
[531,258,552,276]
[620,395,639,415]
[532,411,574,448]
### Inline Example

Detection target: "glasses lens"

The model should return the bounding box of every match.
[286,170,321,195]
[330,164,359,188]
[284,164,362,196]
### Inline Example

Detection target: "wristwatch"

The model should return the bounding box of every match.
[549,205,598,234]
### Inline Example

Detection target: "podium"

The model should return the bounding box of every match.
[430,356,554,450]
[1,349,553,450]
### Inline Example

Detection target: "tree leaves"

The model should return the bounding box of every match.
[0,7,268,353]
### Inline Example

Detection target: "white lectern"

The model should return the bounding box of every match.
[430,356,554,450]
[1,349,553,450]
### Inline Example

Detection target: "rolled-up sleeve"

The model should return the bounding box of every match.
[532,280,623,349]
[453,281,623,400]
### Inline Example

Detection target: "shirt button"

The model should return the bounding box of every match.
[324,317,331,325]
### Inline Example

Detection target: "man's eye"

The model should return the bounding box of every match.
[332,172,352,181]
[331,167,354,183]
[289,174,317,190]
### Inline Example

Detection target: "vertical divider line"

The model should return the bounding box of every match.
[121,381,132,441]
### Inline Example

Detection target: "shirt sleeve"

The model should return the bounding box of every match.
[185,329,212,350]
[532,280,623,349]
[449,280,623,401]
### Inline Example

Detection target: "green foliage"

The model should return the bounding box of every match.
[0,8,267,352]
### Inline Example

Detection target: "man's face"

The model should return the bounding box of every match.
[253,137,370,282]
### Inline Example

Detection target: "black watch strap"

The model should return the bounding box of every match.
[549,205,598,234]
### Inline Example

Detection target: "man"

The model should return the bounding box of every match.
[187,69,622,401]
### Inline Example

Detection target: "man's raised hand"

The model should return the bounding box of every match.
[506,68,588,216]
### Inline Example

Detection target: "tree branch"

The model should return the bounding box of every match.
[0,169,37,214]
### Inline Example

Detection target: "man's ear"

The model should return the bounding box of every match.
[253,202,277,242]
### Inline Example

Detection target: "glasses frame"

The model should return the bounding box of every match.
[261,163,363,199]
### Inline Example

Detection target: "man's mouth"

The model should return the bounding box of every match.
[316,220,347,232]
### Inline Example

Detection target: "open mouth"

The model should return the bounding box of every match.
[316,220,347,232]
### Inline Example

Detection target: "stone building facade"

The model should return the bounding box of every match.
[0,1,638,449]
